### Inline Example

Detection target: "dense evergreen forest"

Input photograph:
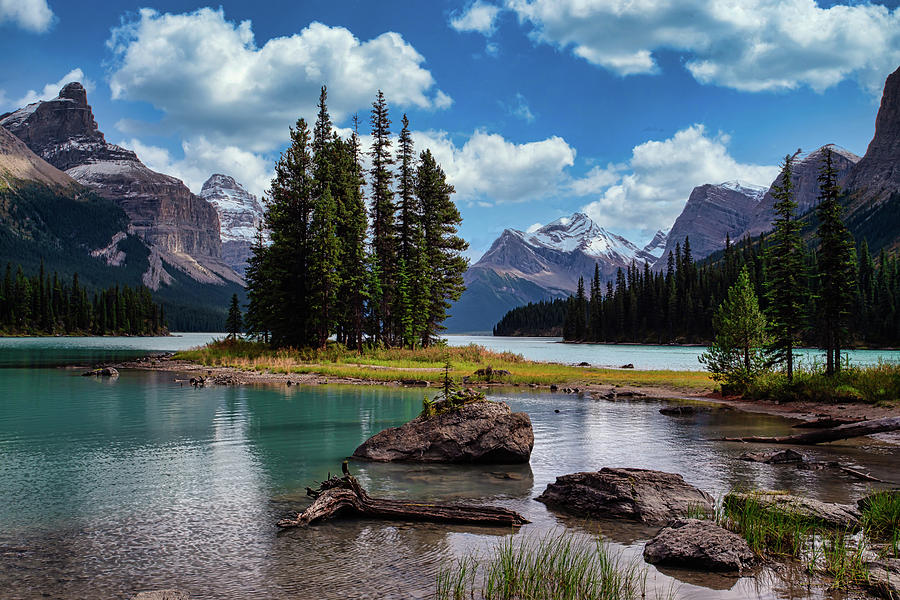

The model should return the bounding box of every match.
[497,149,900,350]
[0,262,167,335]
[493,298,567,336]
[245,87,468,349]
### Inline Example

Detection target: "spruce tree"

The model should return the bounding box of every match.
[264,118,315,346]
[369,90,397,344]
[415,149,468,345]
[766,152,806,382]
[226,293,242,340]
[700,267,769,390]
[815,147,856,375]
[308,187,340,348]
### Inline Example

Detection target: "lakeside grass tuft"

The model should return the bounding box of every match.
[435,530,655,600]
[175,339,713,390]
[744,360,900,405]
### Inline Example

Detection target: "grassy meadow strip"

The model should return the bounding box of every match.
[175,339,713,390]
[742,360,900,406]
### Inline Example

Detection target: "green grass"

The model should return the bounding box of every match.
[434,530,655,600]
[744,360,900,404]
[175,339,713,390]
[720,492,814,557]
[860,490,900,540]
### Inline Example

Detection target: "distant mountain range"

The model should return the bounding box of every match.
[445,213,667,333]
[448,64,900,333]
[199,174,265,276]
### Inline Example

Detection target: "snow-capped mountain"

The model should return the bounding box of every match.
[446,212,655,333]
[200,174,265,275]
[640,229,669,261]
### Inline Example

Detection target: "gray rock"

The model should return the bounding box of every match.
[867,558,900,599]
[352,401,533,464]
[725,491,860,529]
[536,468,714,525]
[82,367,119,377]
[132,591,190,600]
[643,519,756,572]
[739,449,805,464]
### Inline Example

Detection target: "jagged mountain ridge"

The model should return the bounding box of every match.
[652,181,767,269]
[200,174,265,276]
[0,82,241,290]
[446,213,666,332]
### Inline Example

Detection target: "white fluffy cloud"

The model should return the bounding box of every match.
[575,125,779,235]
[450,1,501,35]
[107,7,450,152]
[0,0,53,33]
[121,137,273,200]
[413,130,576,204]
[9,68,94,108]
[504,0,900,93]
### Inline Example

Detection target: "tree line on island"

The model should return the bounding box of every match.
[243,87,468,349]
[0,261,167,336]
[497,148,899,383]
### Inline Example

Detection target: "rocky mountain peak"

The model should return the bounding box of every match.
[58,82,89,106]
[1,83,242,289]
[200,173,265,276]
[846,65,900,199]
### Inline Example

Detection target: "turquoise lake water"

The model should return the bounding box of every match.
[0,335,897,599]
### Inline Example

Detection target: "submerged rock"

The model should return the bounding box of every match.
[82,366,118,377]
[739,449,805,464]
[724,491,860,529]
[535,468,714,525]
[643,519,756,572]
[352,400,533,464]
[659,405,706,416]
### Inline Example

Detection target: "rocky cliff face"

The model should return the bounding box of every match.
[846,66,900,200]
[743,145,860,238]
[199,174,264,275]
[0,82,241,289]
[0,126,76,189]
[654,181,765,269]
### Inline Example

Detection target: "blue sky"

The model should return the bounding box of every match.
[2,1,900,259]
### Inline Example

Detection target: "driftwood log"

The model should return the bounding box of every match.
[277,465,529,529]
[715,416,900,445]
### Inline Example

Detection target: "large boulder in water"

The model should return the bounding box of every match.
[643,518,756,572]
[536,468,714,525]
[352,400,533,464]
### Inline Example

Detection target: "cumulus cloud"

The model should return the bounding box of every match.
[10,68,94,108]
[0,0,54,33]
[504,0,900,93]
[107,8,450,152]
[413,129,576,204]
[121,137,274,199]
[574,125,779,236]
[450,1,501,35]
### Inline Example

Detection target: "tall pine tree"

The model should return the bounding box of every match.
[369,91,397,344]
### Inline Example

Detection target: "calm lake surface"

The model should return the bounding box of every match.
[445,335,900,371]
[1,335,897,599]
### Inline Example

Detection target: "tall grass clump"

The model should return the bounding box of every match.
[743,359,900,404]
[720,493,814,557]
[434,531,652,600]
[821,531,869,588]
[860,490,900,540]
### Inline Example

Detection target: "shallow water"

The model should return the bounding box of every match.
[0,335,896,599]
